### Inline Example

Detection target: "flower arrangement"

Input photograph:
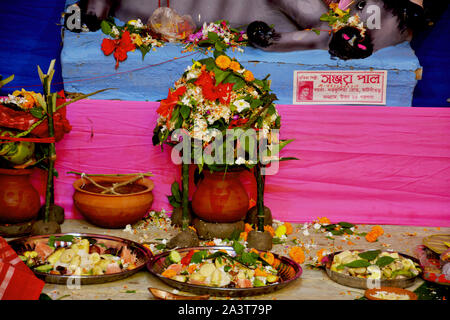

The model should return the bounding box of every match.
[152,51,293,171]
[320,1,367,37]
[183,20,248,53]
[101,18,165,69]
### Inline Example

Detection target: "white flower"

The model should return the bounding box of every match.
[313,223,322,230]
[233,99,250,113]
[123,224,133,234]
[235,157,246,165]
[303,229,310,236]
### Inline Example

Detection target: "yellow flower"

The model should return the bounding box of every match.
[229,60,241,72]
[275,225,287,238]
[215,55,231,70]
[243,70,255,82]
[329,3,350,18]
[130,33,143,46]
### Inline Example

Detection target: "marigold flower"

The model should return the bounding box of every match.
[244,223,253,233]
[229,60,241,72]
[371,225,384,236]
[260,251,275,265]
[318,217,331,225]
[264,225,275,237]
[215,55,231,70]
[243,70,255,82]
[240,232,248,242]
[289,246,305,264]
[284,222,293,235]
[365,231,379,243]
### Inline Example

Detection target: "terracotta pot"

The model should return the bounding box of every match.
[0,168,41,224]
[73,176,154,229]
[192,170,249,223]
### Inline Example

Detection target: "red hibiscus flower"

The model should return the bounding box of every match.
[101,31,136,69]
[157,86,187,122]
[228,118,249,129]
[194,70,234,104]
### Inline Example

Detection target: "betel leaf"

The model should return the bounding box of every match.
[213,68,230,85]
[198,57,215,71]
[344,260,371,268]
[376,256,395,268]
[207,31,219,42]
[29,107,44,119]
[358,250,381,261]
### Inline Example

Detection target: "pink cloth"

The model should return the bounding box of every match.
[31,100,450,227]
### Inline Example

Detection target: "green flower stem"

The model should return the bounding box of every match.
[182,163,190,230]
[254,163,265,232]
[43,86,56,223]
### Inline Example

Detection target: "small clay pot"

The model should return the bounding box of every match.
[73,176,154,228]
[192,170,249,223]
[247,230,273,251]
[0,168,41,224]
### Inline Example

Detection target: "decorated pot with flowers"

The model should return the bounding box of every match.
[153,50,294,247]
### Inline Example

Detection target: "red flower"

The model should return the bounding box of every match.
[228,118,249,129]
[194,70,234,104]
[157,86,187,122]
[101,31,136,69]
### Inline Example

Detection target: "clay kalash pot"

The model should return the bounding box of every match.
[192,169,249,223]
[73,176,154,228]
[0,168,41,223]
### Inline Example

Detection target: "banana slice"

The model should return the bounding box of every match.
[60,249,76,263]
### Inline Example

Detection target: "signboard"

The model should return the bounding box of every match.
[293,70,387,105]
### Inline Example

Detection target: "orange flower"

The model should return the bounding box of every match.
[289,246,305,264]
[316,248,327,262]
[244,223,253,233]
[243,70,255,82]
[240,232,248,241]
[215,55,231,70]
[318,217,331,225]
[371,225,384,236]
[264,225,275,237]
[284,222,293,235]
[365,231,379,243]
[187,264,197,274]
[229,60,241,72]
[205,241,215,246]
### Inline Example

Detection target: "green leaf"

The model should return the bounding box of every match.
[358,250,381,261]
[376,256,395,268]
[168,195,181,208]
[207,32,219,42]
[338,222,355,228]
[101,20,112,35]
[171,182,181,202]
[191,250,208,264]
[214,68,231,85]
[344,260,371,268]
[198,57,215,71]
[232,241,245,255]
[180,105,191,119]
[29,107,44,119]
[311,28,321,35]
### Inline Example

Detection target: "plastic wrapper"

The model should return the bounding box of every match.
[148,7,196,42]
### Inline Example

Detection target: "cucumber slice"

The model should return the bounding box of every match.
[35,264,53,273]
[168,250,182,263]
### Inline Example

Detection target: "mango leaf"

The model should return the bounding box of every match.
[101,20,112,35]
[344,260,371,268]
[180,105,191,119]
[338,222,355,228]
[171,181,181,203]
[376,256,395,268]
[358,250,381,261]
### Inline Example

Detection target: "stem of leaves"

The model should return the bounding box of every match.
[254,163,265,232]
[181,163,190,230]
